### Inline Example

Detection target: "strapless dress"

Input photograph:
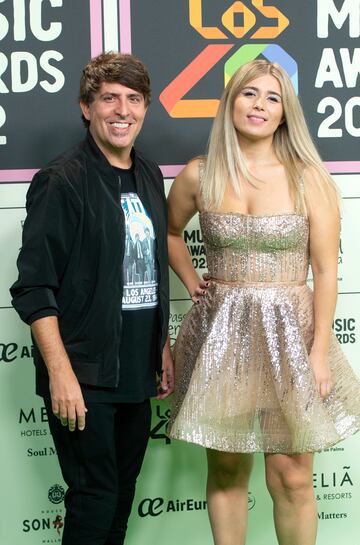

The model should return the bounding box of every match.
[168,212,360,453]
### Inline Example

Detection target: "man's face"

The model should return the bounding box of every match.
[80,82,147,166]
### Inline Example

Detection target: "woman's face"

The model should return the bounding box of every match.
[232,74,284,144]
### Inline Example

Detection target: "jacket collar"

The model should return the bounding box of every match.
[81,130,140,183]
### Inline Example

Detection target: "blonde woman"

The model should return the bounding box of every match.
[167,60,360,545]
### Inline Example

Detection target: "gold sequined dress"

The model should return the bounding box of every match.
[168,212,360,453]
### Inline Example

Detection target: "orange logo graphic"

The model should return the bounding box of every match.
[160,0,289,118]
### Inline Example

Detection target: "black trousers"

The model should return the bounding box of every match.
[44,398,151,545]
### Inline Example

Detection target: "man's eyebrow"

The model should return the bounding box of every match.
[100,91,142,99]
[100,92,117,98]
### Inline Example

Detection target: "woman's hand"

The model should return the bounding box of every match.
[156,337,175,400]
[309,349,333,399]
[190,275,211,304]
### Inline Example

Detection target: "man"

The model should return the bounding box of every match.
[142,226,155,282]
[123,225,135,284]
[133,232,146,284]
[11,52,174,545]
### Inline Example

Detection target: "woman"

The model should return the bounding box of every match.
[167,60,360,545]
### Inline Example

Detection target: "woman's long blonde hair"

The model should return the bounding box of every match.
[201,60,339,214]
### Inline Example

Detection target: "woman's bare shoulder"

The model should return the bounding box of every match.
[168,157,206,230]
[173,156,205,193]
[181,156,205,181]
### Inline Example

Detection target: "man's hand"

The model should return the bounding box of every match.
[50,366,87,431]
[31,316,88,432]
[157,337,174,400]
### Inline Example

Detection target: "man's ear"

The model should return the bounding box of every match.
[80,101,91,121]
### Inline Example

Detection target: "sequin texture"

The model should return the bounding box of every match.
[168,212,360,453]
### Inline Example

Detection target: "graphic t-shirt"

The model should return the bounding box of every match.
[82,164,159,402]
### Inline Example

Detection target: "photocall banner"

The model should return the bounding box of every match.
[0,1,359,544]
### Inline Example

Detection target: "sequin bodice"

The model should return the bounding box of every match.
[200,212,309,284]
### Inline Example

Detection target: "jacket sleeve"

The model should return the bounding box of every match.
[10,170,80,325]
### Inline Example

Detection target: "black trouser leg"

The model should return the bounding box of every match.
[105,401,151,545]
[44,398,151,545]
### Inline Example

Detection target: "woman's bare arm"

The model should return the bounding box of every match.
[305,167,340,398]
[168,159,209,302]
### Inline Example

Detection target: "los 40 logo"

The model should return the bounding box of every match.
[160,0,296,118]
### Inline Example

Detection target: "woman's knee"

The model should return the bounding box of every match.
[265,454,314,501]
[207,450,253,489]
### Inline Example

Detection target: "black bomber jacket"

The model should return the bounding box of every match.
[10,132,169,391]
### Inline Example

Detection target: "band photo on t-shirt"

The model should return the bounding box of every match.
[121,192,158,310]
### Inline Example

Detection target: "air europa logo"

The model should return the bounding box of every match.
[138,491,256,517]
[160,0,296,118]
[0,342,33,363]
[138,497,207,517]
